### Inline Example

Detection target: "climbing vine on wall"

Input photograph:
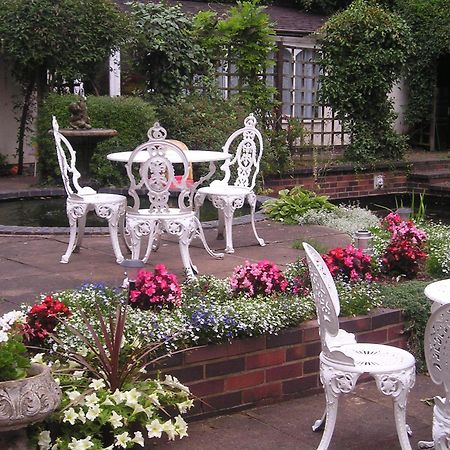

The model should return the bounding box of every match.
[317,0,413,164]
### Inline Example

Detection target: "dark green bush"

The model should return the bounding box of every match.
[379,280,431,371]
[36,94,156,186]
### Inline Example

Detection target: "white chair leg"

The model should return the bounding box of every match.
[247,192,265,247]
[142,221,161,263]
[217,209,225,240]
[312,409,327,432]
[317,381,340,450]
[76,213,87,251]
[61,203,87,263]
[178,227,196,279]
[374,368,415,450]
[107,210,124,264]
[193,217,224,260]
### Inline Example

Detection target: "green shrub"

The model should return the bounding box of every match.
[36,94,156,186]
[262,186,335,224]
[379,280,431,371]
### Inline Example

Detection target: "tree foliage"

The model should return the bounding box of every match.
[317,0,413,164]
[395,0,450,127]
[127,2,211,100]
[0,0,130,174]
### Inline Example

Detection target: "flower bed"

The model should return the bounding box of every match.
[151,308,408,417]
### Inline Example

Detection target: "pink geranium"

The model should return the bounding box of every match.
[381,213,427,278]
[129,265,181,310]
[230,260,288,297]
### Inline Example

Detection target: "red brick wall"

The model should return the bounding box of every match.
[265,160,448,200]
[152,308,408,418]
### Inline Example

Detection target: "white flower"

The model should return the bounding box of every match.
[0,331,8,343]
[115,432,131,448]
[177,399,194,414]
[73,370,85,379]
[111,389,126,405]
[148,393,160,407]
[68,436,94,450]
[174,415,188,439]
[31,353,46,364]
[132,431,145,447]
[102,397,114,406]
[163,419,177,440]
[146,419,164,438]
[63,408,78,425]
[132,403,145,415]
[37,430,52,450]
[89,379,106,391]
[83,393,99,408]
[77,408,86,424]
[109,410,124,429]
[124,388,141,407]
[86,404,101,421]
[67,390,82,402]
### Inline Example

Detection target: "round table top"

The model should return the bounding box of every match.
[107,150,230,164]
[424,279,450,304]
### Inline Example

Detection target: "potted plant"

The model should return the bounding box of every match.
[0,309,61,437]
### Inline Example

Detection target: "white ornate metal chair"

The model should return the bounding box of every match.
[125,122,223,278]
[418,302,450,450]
[52,116,126,264]
[302,242,416,450]
[194,114,265,254]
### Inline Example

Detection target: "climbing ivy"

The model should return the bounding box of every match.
[395,0,450,128]
[317,0,413,164]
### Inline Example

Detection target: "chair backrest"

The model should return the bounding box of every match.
[52,116,84,197]
[220,114,264,190]
[126,123,191,214]
[303,242,345,358]
[424,302,450,412]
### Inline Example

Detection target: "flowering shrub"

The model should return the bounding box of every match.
[322,245,374,282]
[34,374,193,449]
[22,294,71,345]
[381,213,428,278]
[230,260,288,297]
[283,258,311,297]
[129,265,182,310]
[0,310,29,381]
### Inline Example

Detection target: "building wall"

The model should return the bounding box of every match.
[0,61,37,167]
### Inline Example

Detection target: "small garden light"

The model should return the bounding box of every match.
[120,259,144,293]
[354,230,373,255]
[396,207,412,221]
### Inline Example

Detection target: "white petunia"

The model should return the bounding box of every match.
[115,432,131,448]
[67,436,94,450]
[63,407,78,425]
[0,331,8,343]
[102,397,114,406]
[85,404,101,421]
[148,393,160,407]
[163,419,177,441]
[88,379,106,391]
[132,431,145,447]
[177,399,194,414]
[124,388,141,407]
[108,410,124,429]
[174,415,188,439]
[67,390,82,402]
[146,419,164,438]
[83,393,99,408]
[31,353,46,364]
[37,430,52,450]
[132,403,145,415]
[110,389,126,404]
[73,370,85,379]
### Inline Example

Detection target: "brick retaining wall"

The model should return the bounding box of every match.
[152,308,408,418]
[265,160,449,200]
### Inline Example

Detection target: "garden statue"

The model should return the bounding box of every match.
[68,96,91,130]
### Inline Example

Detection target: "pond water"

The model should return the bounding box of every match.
[0,196,251,228]
[334,194,450,225]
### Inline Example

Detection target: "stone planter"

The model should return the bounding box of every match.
[0,363,61,432]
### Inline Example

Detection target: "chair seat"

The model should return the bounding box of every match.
[70,193,126,205]
[197,183,251,197]
[127,207,194,220]
[324,342,416,373]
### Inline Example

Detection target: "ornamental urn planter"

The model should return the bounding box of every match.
[0,363,61,432]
